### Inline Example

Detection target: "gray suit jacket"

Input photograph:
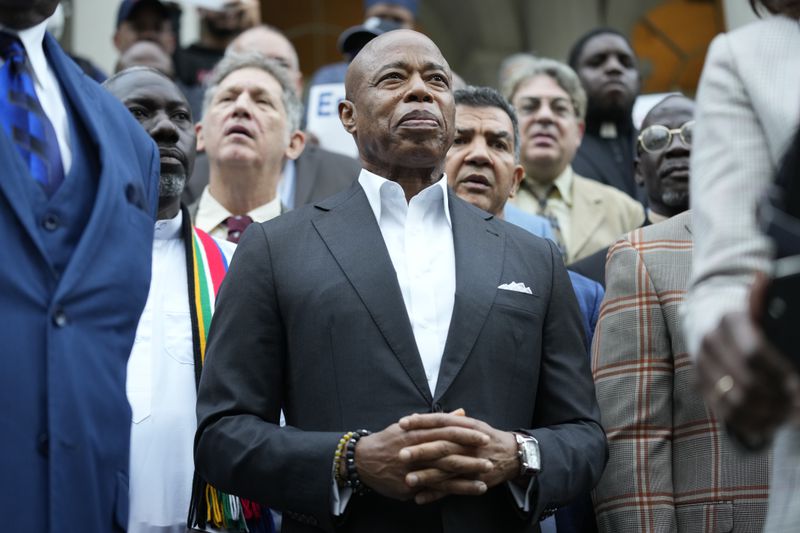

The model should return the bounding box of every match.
[685,15,800,533]
[685,14,800,354]
[194,181,607,533]
[593,212,770,532]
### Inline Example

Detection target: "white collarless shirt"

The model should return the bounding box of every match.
[358,169,455,395]
[0,18,72,174]
[126,211,234,532]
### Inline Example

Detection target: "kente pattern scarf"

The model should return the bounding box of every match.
[181,205,274,533]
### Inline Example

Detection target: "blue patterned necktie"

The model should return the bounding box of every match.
[0,32,64,197]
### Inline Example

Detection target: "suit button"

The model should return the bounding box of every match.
[53,308,68,327]
[43,213,60,231]
[37,433,49,457]
[431,403,443,413]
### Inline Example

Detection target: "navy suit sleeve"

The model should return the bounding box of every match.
[588,282,604,349]
[525,239,608,518]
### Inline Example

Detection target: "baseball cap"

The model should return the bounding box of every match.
[338,16,402,58]
[116,0,169,28]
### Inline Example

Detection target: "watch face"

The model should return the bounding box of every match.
[520,439,541,471]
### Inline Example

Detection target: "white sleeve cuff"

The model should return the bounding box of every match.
[330,478,353,516]
[507,477,536,512]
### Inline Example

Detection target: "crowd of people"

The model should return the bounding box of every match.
[1,0,799,532]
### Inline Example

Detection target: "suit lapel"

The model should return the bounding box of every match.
[569,180,605,261]
[433,193,504,401]
[0,128,51,264]
[44,34,117,297]
[312,183,433,403]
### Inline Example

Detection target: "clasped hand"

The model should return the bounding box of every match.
[353,410,520,504]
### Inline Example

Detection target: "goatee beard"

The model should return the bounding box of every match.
[159,173,186,199]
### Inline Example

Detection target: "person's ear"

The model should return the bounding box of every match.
[285,130,306,160]
[508,164,525,198]
[339,100,357,134]
[195,122,205,153]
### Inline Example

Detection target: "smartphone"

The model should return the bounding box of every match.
[761,255,800,372]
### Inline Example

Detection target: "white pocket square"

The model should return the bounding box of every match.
[497,281,532,294]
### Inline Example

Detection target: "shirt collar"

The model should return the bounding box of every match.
[195,186,282,232]
[0,19,50,90]
[358,169,452,228]
[154,209,183,240]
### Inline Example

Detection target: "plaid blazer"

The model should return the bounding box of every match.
[591,211,771,532]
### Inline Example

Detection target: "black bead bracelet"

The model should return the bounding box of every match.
[345,429,372,495]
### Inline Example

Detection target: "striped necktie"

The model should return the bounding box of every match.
[536,186,568,261]
[0,32,64,197]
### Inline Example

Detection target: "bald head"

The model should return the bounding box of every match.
[228,25,302,95]
[104,67,196,219]
[115,40,175,79]
[345,30,450,100]
[636,94,695,217]
[338,29,455,180]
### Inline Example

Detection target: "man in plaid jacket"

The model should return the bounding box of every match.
[591,95,771,532]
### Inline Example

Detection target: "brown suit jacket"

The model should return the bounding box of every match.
[592,211,771,532]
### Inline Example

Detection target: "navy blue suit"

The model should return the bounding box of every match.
[0,33,159,533]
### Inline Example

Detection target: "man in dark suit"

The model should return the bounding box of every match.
[195,29,606,533]
[0,1,159,532]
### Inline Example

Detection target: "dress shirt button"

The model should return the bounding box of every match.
[53,308,68,328]
[37,433,49,457]
[43,213,60,231]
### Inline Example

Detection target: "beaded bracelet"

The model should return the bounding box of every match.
[344,429,372,495]
[333,431,355,487]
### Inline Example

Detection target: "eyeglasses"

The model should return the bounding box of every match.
[638,120,694,153]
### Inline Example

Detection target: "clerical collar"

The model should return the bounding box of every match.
[599,122,618,139]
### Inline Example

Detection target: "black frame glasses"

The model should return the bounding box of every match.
[638,120,695,153]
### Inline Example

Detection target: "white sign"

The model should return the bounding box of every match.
[305,83,358,159]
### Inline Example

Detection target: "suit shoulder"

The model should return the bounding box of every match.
[450,194,553,253]
[258,184,360,235]
[724,14,798,44]
[574,174,640,205]
[574,173,644,220]
[638,211,692,242]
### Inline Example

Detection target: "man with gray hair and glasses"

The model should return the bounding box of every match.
[504,57,644,265]
[191,53,306,242]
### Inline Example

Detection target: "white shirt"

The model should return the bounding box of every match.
[0,18,72,174]
[194,185,282,240]
[126,211,234,533]
[359,169,455,395]
[278,158,296,210]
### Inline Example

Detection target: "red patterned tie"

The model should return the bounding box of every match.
[225,215,253,243]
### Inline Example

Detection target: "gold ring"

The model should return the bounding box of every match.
[713,374,734,403]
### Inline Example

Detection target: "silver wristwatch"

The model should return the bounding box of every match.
[513,432,541,477]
